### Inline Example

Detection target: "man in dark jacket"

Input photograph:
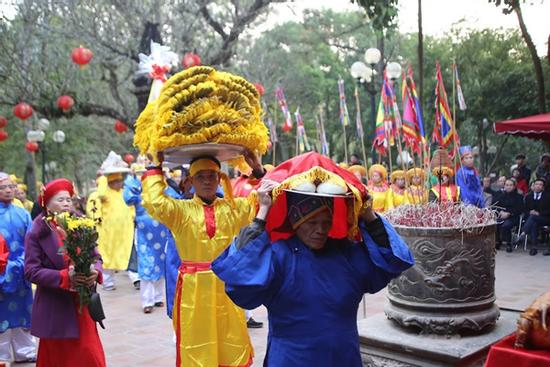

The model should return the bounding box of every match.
[517,178,550,255]
[495,179,524,252]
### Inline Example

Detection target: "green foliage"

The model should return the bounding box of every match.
[351,0,399,31]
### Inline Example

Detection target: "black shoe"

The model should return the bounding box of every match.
[133,280,141,290]
[247,318,263,329]
[543,249,550,256]
[529,248,538,256]
[506,244,513,253]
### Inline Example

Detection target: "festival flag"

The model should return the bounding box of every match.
[316,114,330,156]
[275,87,293,132]
[354,86,364,138]
[372,73,395,155]
[295,107,311,153]
[401,66,426,154]
[337,78,350,127]
[453,62,467,111]
[432,62,455,149]
[266,117,278,143]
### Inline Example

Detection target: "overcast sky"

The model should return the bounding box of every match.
[266,0,550,55]
[1,0,548,54]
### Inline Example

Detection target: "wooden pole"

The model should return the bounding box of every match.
[355,85,369,173]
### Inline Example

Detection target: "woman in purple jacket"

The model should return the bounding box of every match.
[24,178,106,367]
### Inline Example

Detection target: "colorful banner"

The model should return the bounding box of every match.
[316,114,330,156]
[453,62,467,111]
[337,78,350,127]
[432,62,455,149]
[295,107,311,153]
[275,87,293,132]
[372,73,396,155]
[401,66,426,154]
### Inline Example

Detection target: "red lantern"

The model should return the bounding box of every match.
[0,130,8,142]
[71,46,93,66]
[25,141,39,153]
[0,116,7,129]
[13,103,33,120]
[57,95,75,112]
[182,52,201,69]
[124,154,135,164]
[253,83,265,96]
[114,120,128,133]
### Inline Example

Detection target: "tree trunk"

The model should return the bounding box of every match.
[514,5,546,113]
[417,0,424,107]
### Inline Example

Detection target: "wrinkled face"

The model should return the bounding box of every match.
[15,188,26,201]
[533,181,544,193]
[108,179,124,191]
[412,175,422,186]
[295,209,333,250]
[462,153,474,168]
[191,170,220,200]
[371,172,382,184]
[395,177,405,189]
[504,179,516,193]
[0,178,16,203]
[46,190,73,213]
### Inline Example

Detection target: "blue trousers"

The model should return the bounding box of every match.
[497,217,519,243]
[523,215,550,246]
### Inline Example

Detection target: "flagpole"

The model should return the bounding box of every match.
[355,85,369,173]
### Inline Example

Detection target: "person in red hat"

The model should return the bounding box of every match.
[212,152,414,367]
[24,178,106,367]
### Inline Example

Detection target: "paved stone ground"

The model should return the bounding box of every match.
[14,248,550,367]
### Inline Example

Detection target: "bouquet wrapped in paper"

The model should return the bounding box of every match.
[133,66,269,167]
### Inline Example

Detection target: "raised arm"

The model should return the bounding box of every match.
[141,168,188,232]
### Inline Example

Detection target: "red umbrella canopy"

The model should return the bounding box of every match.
[263,151,368,242]
[494,113,550,141]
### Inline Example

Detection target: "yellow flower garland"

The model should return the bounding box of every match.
[134,66,269,160]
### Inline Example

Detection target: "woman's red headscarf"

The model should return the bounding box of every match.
[39,178,75,209]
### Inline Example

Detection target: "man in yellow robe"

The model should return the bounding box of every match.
[87,169,136,290]
[142,152,269,367]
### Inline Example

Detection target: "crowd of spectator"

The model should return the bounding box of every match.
[487,153,550,255]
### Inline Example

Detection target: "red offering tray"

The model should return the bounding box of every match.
[485,334,550,367]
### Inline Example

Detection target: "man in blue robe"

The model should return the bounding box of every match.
[456,146,485,207]
[0,172,36,363]
[212,154,414,367]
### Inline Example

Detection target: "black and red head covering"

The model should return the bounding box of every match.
[263,152,368,242]
[39,178,75,209]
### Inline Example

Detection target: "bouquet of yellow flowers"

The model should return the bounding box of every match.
[55,213,100,312]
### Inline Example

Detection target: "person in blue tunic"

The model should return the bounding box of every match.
[124,167,167,314]
[0,172,36,363]
[163,167,188,319]
[212,153,414,367]
[456,146,485,207]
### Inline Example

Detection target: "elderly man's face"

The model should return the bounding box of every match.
[295,209,333,250]
[0,178,16,203]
